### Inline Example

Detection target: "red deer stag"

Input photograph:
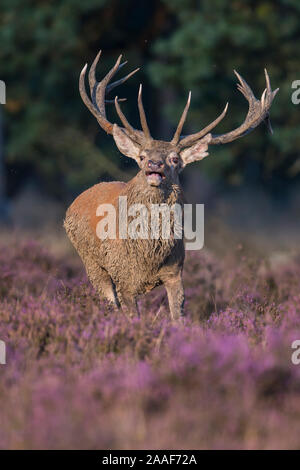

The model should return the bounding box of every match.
[64,51,278,320]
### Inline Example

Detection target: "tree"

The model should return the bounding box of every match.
[1,0,300,202]
[0,0,165,200]
[148,0,300,190]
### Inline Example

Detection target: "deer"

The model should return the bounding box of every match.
[64,51,278,320]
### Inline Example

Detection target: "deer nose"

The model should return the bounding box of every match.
[148,160,163,169]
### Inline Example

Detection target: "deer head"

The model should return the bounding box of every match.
[79,51,279,188]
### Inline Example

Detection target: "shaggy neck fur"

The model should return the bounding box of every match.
[118,171,184,269]
[123,171,183,209]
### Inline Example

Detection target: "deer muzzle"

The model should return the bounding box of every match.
[145,160,165,186]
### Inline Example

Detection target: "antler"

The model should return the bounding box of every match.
[210,69,279,145]
[79,51,152,145]
[172,69,278,149]
[80,53,278,151]
[171,93,228,147]
[177,101,229,148]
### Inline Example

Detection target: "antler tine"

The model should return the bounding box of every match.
[178,102,228,148]
[171,91,192,145]
[88,52,130,111]
[209,70,279,145]
[107,67,140,94]
[138,84,152,140]
[264,68,271,94]
[79,63,113,134]
[264,68,279,105]
[234,70,256,101]
[114,96,142,143]
[263,68,279,135]
[88,50,102,94]
[105,98,127,104]
[79,51,146,139]
[93,54,123,117]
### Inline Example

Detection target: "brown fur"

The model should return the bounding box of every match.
[64,170,186,319]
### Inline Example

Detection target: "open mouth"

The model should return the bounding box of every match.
[145,171,165,186]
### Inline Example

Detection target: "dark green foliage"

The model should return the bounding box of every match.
[0,0,149,198]
[148,0,300,185]
[0,0,299,199]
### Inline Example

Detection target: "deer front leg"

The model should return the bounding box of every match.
[119,294,140,319]
[84,263,120,309]
[164,275,185,321]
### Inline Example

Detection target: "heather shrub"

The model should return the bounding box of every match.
[0,239,300,449]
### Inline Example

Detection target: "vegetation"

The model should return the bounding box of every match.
[1,0,300,200]
[1,238,300,448]
[1,1,300,450]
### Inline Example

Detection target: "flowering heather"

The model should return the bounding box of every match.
[0,239,300,449]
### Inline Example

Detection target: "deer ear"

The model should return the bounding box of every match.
[112,124,141,161]
[180,133,212,168]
